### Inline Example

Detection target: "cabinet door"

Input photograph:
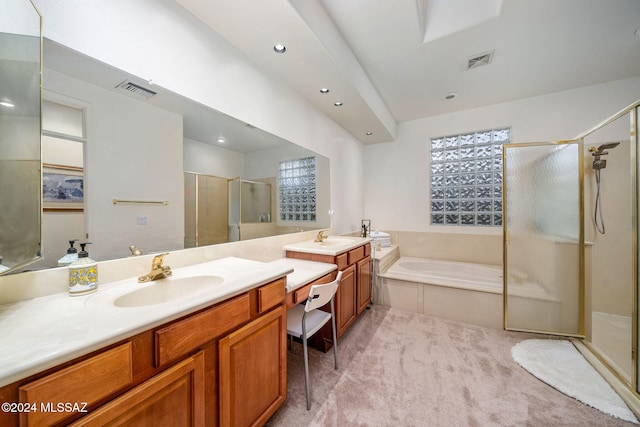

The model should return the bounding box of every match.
[357,256,372,315]
[336,264,357,338]
[71,351,205,426]
[219,305,287,427]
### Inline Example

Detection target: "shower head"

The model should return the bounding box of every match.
[590,142,620,155]
[591,141,620,170]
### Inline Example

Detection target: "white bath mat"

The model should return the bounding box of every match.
[512,339,638,424]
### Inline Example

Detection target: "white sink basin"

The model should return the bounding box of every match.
[283,235,371,256]
[315,237,355,247]
[113,275,224,308]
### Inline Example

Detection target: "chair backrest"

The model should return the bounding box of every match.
[304,271,343,312]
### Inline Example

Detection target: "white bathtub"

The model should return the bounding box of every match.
[377,256,558,330]
[382,257,503,294]
[376,257,504,328]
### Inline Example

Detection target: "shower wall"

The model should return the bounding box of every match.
[585,140,632,316]
[582,112,634,382]
[228,178,275,241]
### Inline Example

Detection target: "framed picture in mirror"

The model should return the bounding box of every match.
[42,164,84,211]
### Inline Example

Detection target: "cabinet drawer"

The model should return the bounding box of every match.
[293,273,332,305]
[70,351,205,427]
[19,342,133,426]
[155,293,250,367]
[347,245,365,265]
[336,253,348,270]
[258,278,286,314]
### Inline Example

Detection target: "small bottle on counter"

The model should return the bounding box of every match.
[68,242,98,296]
[58,239,79,267]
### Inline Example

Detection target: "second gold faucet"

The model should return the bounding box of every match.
[314,230,328,242]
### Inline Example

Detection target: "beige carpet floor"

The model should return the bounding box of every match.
[266,305,636,427]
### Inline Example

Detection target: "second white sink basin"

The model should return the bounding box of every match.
[316,237,355,247]
[283,235,371,256]
[114,275,224,308]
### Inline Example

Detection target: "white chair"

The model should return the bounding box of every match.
[287,271,343,410]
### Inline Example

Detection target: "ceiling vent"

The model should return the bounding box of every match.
[466,50,494,70]
[115,80,157,99]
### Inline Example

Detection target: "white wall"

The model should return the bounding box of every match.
[33,0,365,235]
[43,69,184,262]
[183,138,244,178]
[364,76,640,233]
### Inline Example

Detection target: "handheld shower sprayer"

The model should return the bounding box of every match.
[589,142,620,170]
[589,142,620,234]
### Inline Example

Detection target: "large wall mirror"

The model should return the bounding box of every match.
[19,39,330,271]
[0,0,42,275]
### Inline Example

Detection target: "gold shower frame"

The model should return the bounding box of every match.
[502,139,585,338]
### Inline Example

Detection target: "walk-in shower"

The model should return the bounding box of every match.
[504,99,640,415]
[589,142,620,234]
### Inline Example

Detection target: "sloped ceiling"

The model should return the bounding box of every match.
[176,0,640,144]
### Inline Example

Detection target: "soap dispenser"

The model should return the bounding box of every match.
[58,239,79,267]
[0,256,9,274]
[68,242,98,296]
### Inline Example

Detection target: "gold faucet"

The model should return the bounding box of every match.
[314,230,328,242]
[138,253,172,282]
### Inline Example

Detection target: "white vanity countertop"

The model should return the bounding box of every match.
[283,236,372,256]
[0,257,292,388]
[268,258,337,293]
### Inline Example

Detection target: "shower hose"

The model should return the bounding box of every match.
[594,168,606,234]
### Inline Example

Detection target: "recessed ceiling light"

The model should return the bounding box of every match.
[443,93,457,100]
[273,44,286,53]
[320,88,329,94]
[217,137,226,143]
[366,132,373,136]
[334,101,343,106]
[0,101,15,108]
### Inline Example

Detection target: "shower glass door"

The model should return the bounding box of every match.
[503,141,584,336]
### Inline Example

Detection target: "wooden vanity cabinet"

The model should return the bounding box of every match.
[0,277,287,427]
[357,256,372,315]
[219,305,287,427]
[336,264,357,337]
[286,241,371,350]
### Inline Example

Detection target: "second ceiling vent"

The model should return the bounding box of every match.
[466,50,494,70]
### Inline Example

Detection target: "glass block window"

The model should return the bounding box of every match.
[429,128,509,226]
[279,156,317,222]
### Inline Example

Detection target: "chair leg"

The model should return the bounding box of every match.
[331,301,339,370]
[331,327,338,370]
[302,335,311,410]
